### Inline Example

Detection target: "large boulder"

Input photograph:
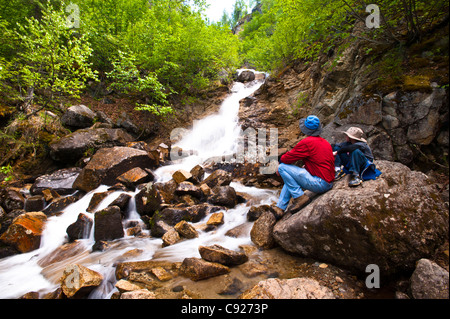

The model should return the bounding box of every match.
[94,206,124,242]
[30,168,81,195]
[0,212,47,253]
[273,161,449,276]
[49,128,134,163]
[73,147,155,192]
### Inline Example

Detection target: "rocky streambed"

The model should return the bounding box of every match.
[1,72,448,300]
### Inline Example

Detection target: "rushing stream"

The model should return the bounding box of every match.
[0,70,280,299]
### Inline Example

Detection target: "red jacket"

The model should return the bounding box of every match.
[280,136,335,183]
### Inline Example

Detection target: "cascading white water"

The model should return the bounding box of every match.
[0,70,278,299]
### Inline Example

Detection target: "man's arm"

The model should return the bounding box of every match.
[280,140,309,164]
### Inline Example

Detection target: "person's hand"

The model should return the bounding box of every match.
[333,151,338,156]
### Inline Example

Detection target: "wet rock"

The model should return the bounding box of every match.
[175,182,202,199]
[201,169,232,189]
[199,183,212,197]
[239,278,335,299]
[20,292,40,299]
[189,165,205,184]
[273,161,449,275]
[24,195,45,212]
[41,189,61,203]
[135,183,162,217]
[172,170,192,184]
[225,223,251,238]
[151,267,173,282]
[115,279,143,293]
[108,193,132,212]
[0,188,25,213]
[208,186,237,208]
[60,105,96,129]
[66,213,93,242]
[0,212,47,253]
[151,204,218,237]
[180,257,230,281]
[251,211,277,250]
[115,260,181,281]
[120,289,156,299]
[410,259,449,299]
[30,168,81,196]
[155,179,178,205]
[87,191,113,213]
[237,70,256,83]
[49,128,134,163]
[150,220,172,238]
[199,244,248,266]
[174,220,199,239]
[42,194,80,215]
[94,206,124,242]
[117,167,153,188]
[162,228,181,247]
[206,212,224,227]
[73,147,155,192]
[38,241,87,267]
[218,276,245,295]
[42,288,66,299]
[247,205,272,221]
[60,264,103,298]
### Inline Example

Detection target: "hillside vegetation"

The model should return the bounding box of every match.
[0,0,448,181]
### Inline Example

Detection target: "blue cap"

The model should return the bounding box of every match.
[299,115,323,137]
[304,116,320,130]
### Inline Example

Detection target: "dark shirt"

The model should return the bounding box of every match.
[335,141,374,162]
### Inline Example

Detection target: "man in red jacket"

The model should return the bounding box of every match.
[276,115,335,213]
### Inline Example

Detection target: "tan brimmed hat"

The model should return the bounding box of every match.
[344,127,367,143]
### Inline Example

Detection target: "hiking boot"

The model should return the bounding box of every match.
[270,205,286,220]
[286,194,311,214]
[348,175,363,187]
[335,169,346,181]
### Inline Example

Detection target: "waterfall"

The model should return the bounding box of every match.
[0,70,278,299]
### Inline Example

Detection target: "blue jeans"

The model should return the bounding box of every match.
[276,163,333,210]
[334,148,369,176]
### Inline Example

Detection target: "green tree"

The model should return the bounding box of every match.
[4,1,97,106]
[107,50,173,117]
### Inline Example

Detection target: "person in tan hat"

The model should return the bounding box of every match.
[332,127,381,187]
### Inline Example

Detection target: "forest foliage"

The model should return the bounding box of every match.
[0,0,448,116]
[0,0,240,116]
[239,0,449,71]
